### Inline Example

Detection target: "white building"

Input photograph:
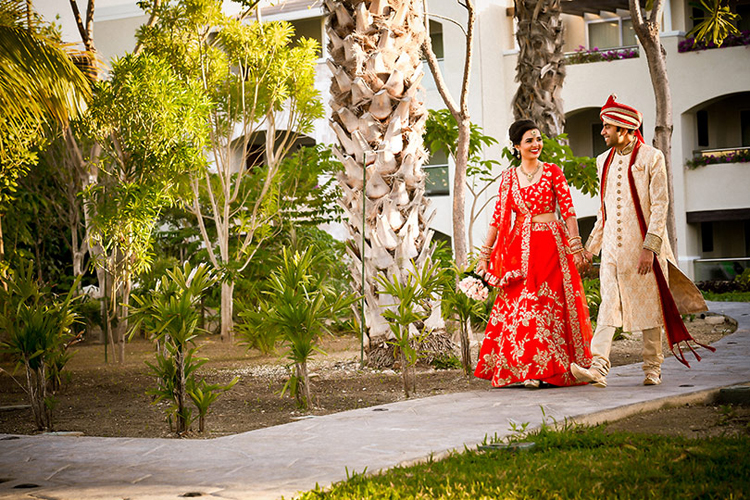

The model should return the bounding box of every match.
[36,0,750,279]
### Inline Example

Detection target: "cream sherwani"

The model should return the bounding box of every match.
[586,142,672,333]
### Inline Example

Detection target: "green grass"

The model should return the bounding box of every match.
[296,425,750,499]
[701,290,750,302]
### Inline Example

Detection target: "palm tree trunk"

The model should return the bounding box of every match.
[512,0,566,136]
[325,0,435,366]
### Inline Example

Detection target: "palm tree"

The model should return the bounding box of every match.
[0,0,90,264]
[511,0,566,136]
[324,0,437,366]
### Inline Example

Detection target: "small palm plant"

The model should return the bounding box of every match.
[376,260,444,398]
[241,248,356,410]
[0,261,80,431]
[129,263,237,435]
[441,263,490,376]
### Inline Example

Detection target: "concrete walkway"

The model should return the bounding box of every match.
[1,301,749,500]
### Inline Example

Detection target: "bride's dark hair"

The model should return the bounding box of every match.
[508,119,539,146]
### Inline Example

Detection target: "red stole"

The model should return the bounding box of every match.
[600,140,715,367]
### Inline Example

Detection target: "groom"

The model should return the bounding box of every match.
[571,94,709,388]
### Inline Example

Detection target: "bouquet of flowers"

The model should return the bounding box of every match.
[458,272,489,302]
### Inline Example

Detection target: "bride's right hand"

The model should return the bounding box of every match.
[476,259,488,276]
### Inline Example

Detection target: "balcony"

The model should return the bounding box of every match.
[684,149,750,214]
[564,45,640,65]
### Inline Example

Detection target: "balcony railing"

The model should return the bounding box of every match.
[564,45,639,65]
[678,31,750,53]
[687,147,750,169]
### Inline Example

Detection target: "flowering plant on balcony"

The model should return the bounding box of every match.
[679,30,750,52]
[686,148,750,169]
[566,45,639,65]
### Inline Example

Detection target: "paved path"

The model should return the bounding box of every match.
[1,301,749,500]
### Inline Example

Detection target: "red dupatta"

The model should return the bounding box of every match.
[602,138,715,367]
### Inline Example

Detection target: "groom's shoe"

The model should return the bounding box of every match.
[571,358,609,388]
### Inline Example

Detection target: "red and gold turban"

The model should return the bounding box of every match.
[600,94,642,130]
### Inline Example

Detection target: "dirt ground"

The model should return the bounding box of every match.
[1,312,747,440]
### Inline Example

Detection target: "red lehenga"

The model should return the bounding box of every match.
[474,163,593,387]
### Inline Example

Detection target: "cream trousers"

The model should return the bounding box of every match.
[590,324,665,375]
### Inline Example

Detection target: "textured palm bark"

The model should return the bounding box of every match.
[629,0,677,251]
[512,0,566,137]
[325,0,436,365]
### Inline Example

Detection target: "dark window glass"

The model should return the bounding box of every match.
[741,110,750,147]
[425,149,449,196]
[697,110,709,147]
[290,18,322,58]
[701,221,714,253]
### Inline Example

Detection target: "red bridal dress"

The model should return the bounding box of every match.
[475,163,593,387]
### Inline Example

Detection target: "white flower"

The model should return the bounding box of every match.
[458,276,489,301]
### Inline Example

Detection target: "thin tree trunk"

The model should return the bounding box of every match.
[175,349,187,434]
[400,349,416,398]
[0,214,5,290]
[460,318,472,376]
[220,281,234,342]
[297,362,311,410]
[452,119,471,266]
[422,0,475,267]
[629,0,678,251]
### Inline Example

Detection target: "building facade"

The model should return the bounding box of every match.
[36,0,750,278]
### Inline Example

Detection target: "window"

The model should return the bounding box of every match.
[742,110,750,147]
[424,149,450,196]
[587,17,636,49]
[246,143,265,170]
[421,21,444,91]
[428,20,444,59]
[290,17,323,58]
[701,221,714,253]
[697,110,709,147]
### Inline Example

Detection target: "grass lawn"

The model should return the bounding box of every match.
[297,425,749,499]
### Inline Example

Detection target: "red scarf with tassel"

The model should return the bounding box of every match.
[600,137,715,367]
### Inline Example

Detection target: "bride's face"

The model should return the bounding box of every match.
[516,129,543,161]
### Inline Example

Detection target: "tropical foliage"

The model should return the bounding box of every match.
[376,260,443,398]
[128,263,237,435]
[686,0,742,47]
[135,0,325,342]
[239,248,357,409]
[85,51,210,362]
[0,261,81,430]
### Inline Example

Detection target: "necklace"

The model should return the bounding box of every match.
[520,162,542,183]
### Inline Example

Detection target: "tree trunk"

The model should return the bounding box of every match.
[399,348,416,398]
[175,348,187,435]
[325,0,435,365]
[422,0,476,267]
[629,0,678,251]
[459,317,472,376]
[0,214,5,290]
[297,361,311,410]
[512,0,566,137]
[452,119,471,266]
[220,280,234,342]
